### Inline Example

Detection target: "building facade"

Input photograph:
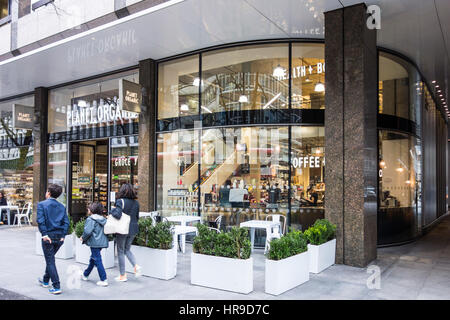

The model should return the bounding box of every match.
[0,0,448,267]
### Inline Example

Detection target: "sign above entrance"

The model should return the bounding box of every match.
[12,104,34,130]
[66,100,138,128]
[119,79,142,113]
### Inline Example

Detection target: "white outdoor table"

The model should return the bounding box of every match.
[173,225,198,253]
[240,220,281,252]
[139,212,154,218]
[0,206,20,226]
[166,215,202,253]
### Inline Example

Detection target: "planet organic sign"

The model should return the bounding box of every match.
[12,104,34,130]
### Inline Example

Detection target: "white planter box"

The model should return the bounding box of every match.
[308,239,336,274]
[75,237,115,269]
[35,232,75,259]
[191,253,253,294]
[125,245,177,280]
[265,251,310,296]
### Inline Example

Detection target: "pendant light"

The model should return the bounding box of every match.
[239,71,248,103]
[314,81,325,92]
[239,95,248,103]
[273,64,286,78]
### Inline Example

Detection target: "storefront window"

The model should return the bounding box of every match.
[48,70,139,139]
[0,95,34,218]
[199,127,289,231]
[0,0,9,19]
[158,55,199,124]
[0,146,33,208]
[47,143,68,205]
[156,130,199,217]
[378,130,422,245]
[291,44,325,109]
[201,44,289,113]
[290,126,325,229]
[379,52,421,123]
[111,136,138,198]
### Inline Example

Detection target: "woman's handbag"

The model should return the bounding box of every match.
[104,199,130,235]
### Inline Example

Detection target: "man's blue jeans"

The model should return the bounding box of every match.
[42,239,64,289]
[83,248,107,281]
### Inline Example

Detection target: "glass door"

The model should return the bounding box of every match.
[70,143,95,222]
[110,136,138,206]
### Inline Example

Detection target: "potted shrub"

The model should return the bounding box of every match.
[191,224,253,294]
[265,230,310,296]
[305,219,337,274]
[35,215,75,260]
[125,219,177,280]
[74,219,115,269]
[56,216,75,259]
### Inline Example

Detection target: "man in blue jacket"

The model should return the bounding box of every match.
[37,184,69,295]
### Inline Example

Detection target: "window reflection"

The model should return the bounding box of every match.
[201,45,289,113]
[379,52,421,123]
[158,55,199,120]
[47,143,67,205]
[378,130,422,244]
[291,44,325,109]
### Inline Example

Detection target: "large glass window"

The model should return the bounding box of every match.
[156,130,199,217]
[379,52,421,123]
[157,43,326,126]
[199,127,289,230]
[0,95,34,222]
[158,55,199,122]
[290,126,325,230]
[47,143,68,205]
[291,44,325,109]
[111,136,139,197]
[0,146,33,210]
[48,70,139,138]
[378,130,422,245]
[201,44,289,113]
[0,0,9,19]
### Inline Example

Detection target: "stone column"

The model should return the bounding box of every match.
[324,3,378,267]
[138,59,157,212]
[32,87,48,225]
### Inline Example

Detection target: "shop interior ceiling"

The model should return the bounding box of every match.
[0,0,449,121]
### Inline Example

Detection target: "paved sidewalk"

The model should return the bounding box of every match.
[0,215,449,300]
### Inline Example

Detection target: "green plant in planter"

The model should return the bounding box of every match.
[74,219,85,238]
[193,224,251,259]
[135,219,174,250]
[304,219,336,246]
[67,215,74,235]
[266,231,308,261]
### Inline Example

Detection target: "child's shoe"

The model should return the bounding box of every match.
[134,265,142,278]
[114,275,128,282]
[96,280,108,287]
[81,275,89,281]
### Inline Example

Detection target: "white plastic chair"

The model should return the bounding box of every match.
[14,203,31,226]
[264,214,286,254]
[265,214,286,235]
[208,227,221,233]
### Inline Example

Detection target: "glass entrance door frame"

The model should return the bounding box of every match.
[67,139,111,220]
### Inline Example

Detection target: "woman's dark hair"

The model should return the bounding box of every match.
[88,202,105,216]
[117,183,137,200]
[0,191,4,198]
[47,184,63,199]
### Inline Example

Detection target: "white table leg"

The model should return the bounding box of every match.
[7,209,10,226]
[181,221,186,253]
[250,228,255,252]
